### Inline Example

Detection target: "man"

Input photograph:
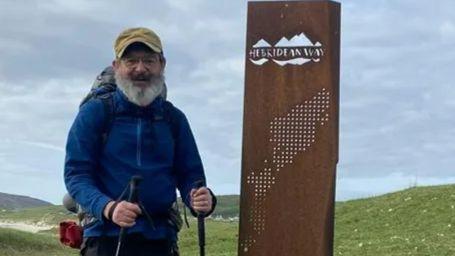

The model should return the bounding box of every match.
[64,27,216,256]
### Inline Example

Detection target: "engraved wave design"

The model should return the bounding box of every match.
[250,58,269,65]
[272,58,311,66]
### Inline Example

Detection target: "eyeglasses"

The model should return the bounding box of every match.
[121,55,161,68]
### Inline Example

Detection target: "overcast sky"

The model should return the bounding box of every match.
[0,0,454,204]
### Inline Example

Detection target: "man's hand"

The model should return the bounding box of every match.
[190,187,213,214]
[103,201,142,228]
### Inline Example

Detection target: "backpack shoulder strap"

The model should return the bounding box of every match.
[162,100,180,140]
[80,83,116,108]
[98,92,115,144]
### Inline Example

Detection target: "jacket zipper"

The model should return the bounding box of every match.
[137,117,142,166]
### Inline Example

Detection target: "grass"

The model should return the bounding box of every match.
[0,228,77,256]
[0,219,238,256]
[2,185,455,255]
[178,219,238,255]
[334,184,455,255]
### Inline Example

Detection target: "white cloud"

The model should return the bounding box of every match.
[18,140,65,153]
[440,21,455,41]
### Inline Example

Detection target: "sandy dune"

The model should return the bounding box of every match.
[0,221,54,233]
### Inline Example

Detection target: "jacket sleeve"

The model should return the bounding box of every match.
[64,99,112,222]
[172,108,214,214]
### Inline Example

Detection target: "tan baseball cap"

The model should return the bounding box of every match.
[114,27,163,58]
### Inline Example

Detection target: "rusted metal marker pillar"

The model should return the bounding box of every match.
[238,1,340,255]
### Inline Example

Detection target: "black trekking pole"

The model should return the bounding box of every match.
[194,180,206,256]
[115,175,143,256]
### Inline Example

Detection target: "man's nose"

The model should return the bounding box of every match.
[134,61,147,72]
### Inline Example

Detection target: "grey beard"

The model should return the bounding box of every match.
[115,73,165,107]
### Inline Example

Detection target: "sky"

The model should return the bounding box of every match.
[0,0,454,205]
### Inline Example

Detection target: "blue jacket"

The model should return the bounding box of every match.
[64,89,206,239]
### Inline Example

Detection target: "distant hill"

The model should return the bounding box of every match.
[0,192,52,210]
[177,194,239,218]
[0,191,239,217]
[212,194,239,218]
[0,195,241,226]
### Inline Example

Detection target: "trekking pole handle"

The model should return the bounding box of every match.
[193,179,207,215]
[194,180,205,189]
[115,175,143,256]
[193,180,207,213]
[194,180,206,256]
[128,175,143,203]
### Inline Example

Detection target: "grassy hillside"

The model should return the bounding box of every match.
[0,228,77,256]
[0,196,239,255]
[0,195,239,226]
[2,185,455,255]
[334,184,455,255]
[210,195,240,218]
[177,195,239,218]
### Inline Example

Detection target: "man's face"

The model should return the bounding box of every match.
[113,46,164,88]
[112,43,166,106]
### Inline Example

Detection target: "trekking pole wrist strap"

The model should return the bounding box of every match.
[108,201,119,220]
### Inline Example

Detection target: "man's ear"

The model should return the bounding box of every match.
[112,60,119,70]
[161,56,166,69]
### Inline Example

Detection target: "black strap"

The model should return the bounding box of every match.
[139,203,156,230]
[108,201,119,220]
[99,93,115,144]
[162,101,180,140]
[98,96,178,146]
[183,204,190,228]
[161,101,193,229]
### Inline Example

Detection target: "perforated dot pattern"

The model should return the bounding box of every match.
[241,88,331,252]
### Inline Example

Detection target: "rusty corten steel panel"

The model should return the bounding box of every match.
[238,1,340,255]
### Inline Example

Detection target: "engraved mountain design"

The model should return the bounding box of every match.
[253,39,272,48]
[274,32,315,47]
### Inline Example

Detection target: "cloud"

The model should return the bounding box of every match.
[338,0,455,182]
[0,0,249,203]
[0,138,66,204]
[18,140,65,153]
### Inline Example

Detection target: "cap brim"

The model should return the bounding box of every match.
[117,39,162,58]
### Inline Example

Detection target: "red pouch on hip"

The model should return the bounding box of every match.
[59,220,83,249]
